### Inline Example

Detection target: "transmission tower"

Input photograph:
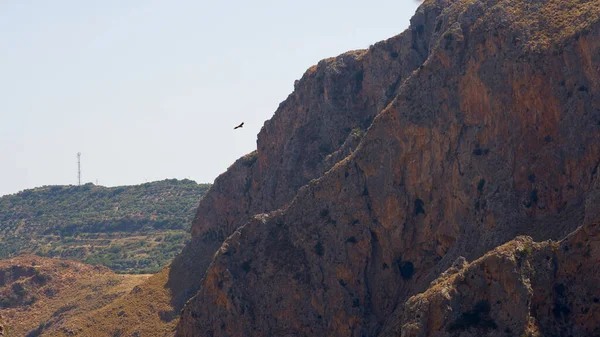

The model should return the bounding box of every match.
[77,152,81,186]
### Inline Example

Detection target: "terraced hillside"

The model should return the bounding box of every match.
[0,179,210,273]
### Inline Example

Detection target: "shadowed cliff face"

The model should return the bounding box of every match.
[176,0,600,336]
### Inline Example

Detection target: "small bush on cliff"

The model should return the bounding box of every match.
[530,189,539,203]
[472,147,489,156]
[448,300,497,332]
[399,261,415,280]
[351,127,365,138]
[241,260,251,273]
[477,179,486,192]
[414,199,425,216]
[12,282,27,297]
[517,244,532,259]
[25,322,47,337]
[314,241,325,256]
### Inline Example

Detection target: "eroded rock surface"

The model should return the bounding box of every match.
[168,0,448,309]
[396,176,600,337]
[175,0,600,336]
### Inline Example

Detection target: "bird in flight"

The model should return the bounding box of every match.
[234,122,244,130]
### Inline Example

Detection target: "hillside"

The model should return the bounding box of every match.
[52,268,179,337]
[0,179,210,273]
[0,255,150,337]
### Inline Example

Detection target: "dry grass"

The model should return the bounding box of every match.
[0,255,149,337]
[56,267,178,337]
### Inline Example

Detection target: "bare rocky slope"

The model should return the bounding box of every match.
[173,0,600,336]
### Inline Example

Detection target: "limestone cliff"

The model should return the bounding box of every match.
[176,0,600,336]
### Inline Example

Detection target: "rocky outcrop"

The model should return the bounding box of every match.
[176,0,600,336]
[393,230,600,337]
[395,175,600,337]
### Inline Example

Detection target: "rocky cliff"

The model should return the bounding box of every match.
[167,0,448,309]
[174,0,600,336]
[394,173,600,337]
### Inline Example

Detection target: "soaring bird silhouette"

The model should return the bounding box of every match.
[234,122,244,130]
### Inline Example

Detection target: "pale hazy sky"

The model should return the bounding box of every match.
[1,0,420,197]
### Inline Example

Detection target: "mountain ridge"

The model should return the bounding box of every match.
[176,0,600,336]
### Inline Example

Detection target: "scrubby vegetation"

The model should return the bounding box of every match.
[448,300,497,333]
[0,179,210,273]
[0,255,150,336]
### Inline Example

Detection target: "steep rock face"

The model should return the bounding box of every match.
[396,231,600,337]
[395,175,600,337]
[177,0,600,336]
[168,0,448,306]
[189,1,445,241]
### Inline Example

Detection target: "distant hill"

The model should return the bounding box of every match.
[0,179,210,273]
